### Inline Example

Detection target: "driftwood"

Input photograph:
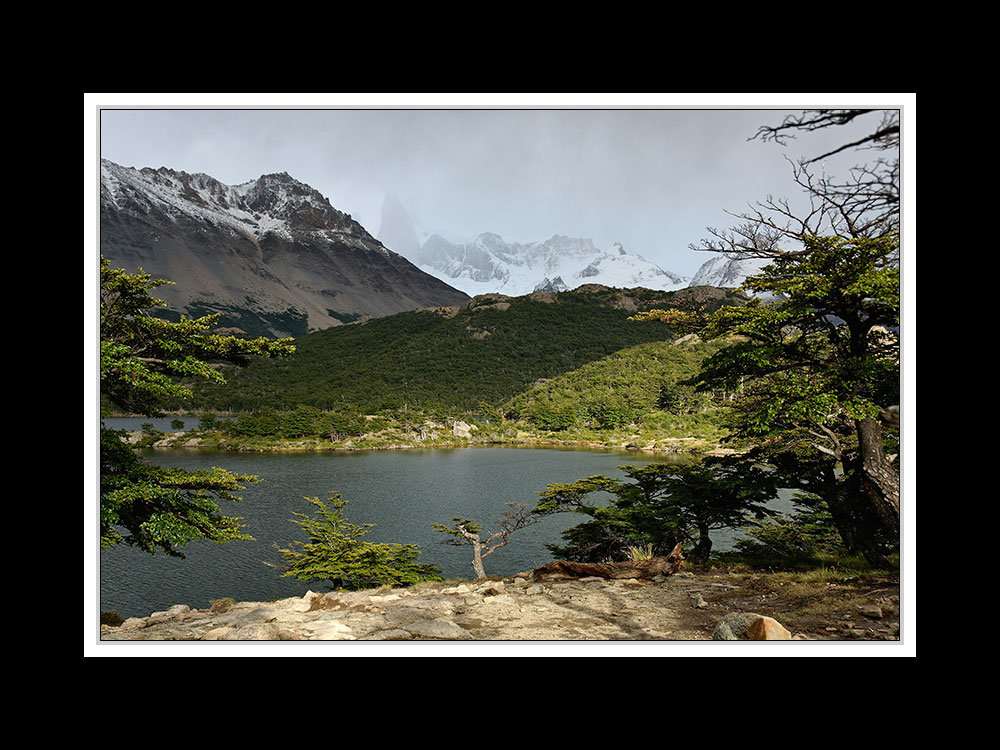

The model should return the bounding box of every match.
[532,543,684,580]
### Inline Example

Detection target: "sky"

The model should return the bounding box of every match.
[91,94,911,278]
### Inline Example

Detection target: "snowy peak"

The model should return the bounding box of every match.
[688,254,771,290]
[407,230,688,296]
[99,160,468,338]
[100,159,380,251]
[534,276,569,293]
[375,193,690,296]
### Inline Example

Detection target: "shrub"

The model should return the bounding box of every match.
[277,494,443,591]
[100,611,124,627]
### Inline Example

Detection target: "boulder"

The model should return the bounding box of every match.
[713,612,791,641]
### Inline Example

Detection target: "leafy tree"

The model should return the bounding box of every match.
[534,459,779,563]
[100,428,257,554]
[197,413,219,431]
[99,257,294,556]
[432,503,543,579]
[634,237,899,565]
[277,494,442,590]
[732,496,847,567]
[632,109,902,566]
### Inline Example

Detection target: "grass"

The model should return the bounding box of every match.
[689,555,901,639]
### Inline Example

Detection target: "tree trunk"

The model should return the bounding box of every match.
[856,417,900,536]
[533,543,684,579]
[829,483,892,568]
[693,524,713,562]
[470,542,486,580]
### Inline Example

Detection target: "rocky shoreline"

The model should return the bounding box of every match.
[99,566,899,645]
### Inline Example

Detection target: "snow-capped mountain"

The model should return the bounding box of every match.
[687,254,771,290]
[380,225,689,299]
[418,233,689,297]
[100,160,468,338]
[376,193,688,296]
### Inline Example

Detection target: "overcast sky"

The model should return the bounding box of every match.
[92,95,908,277]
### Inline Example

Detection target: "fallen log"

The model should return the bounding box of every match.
[532,543,684,580]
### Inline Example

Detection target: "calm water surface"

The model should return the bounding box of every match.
[98,437,794,619]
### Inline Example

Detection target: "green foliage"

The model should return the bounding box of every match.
[197,413,219,431]
[186,287,686,414]
[536,458,780,563]
[278,494,443,590]
[100,427,256,556]
[99,257,294,557]
[183,301,311,339]
[101,257,295,416]
[693,236,900,440]
[641,236,901,566]
[101,611,124,627]
[730,500,848,568]
[504,339,729,433]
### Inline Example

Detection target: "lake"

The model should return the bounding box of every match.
[97,432,795,619]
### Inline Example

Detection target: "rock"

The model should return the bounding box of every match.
[403,618,472,640]
[201,627,234,640]
[452,421,475,438]
[221,623,283,640]
[147,604,191,625]
[478,581,505,596]
[363,629,414,641]
[859,604,884,619]
[712,612,791,641]
[99,569,895,643]
[308,620,356,640]
[746,616,792,641]
[309,593,347,611]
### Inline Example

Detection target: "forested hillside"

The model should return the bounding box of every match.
[186,285,748,415]
[503,337,729,432]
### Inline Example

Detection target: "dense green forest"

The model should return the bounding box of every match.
[503,338,730,432]
[183,286,749,416]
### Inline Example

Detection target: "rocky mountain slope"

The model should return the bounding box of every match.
[100,160,469,338]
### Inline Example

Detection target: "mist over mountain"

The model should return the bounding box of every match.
[100,161,469,338]
[377,194,691,297]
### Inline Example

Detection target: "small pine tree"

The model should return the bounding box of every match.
[277,494,442,591]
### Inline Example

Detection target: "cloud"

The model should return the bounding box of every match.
[97,102,900,277]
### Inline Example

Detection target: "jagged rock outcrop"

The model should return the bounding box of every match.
[100,160,469,338]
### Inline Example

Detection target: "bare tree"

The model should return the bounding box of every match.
[693,109,901,260]
[432,503,542,580]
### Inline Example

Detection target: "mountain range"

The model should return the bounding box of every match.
[99,160,764,341]
[377,192,773,297]
[378,193,691,297]
[99,160,469,338]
